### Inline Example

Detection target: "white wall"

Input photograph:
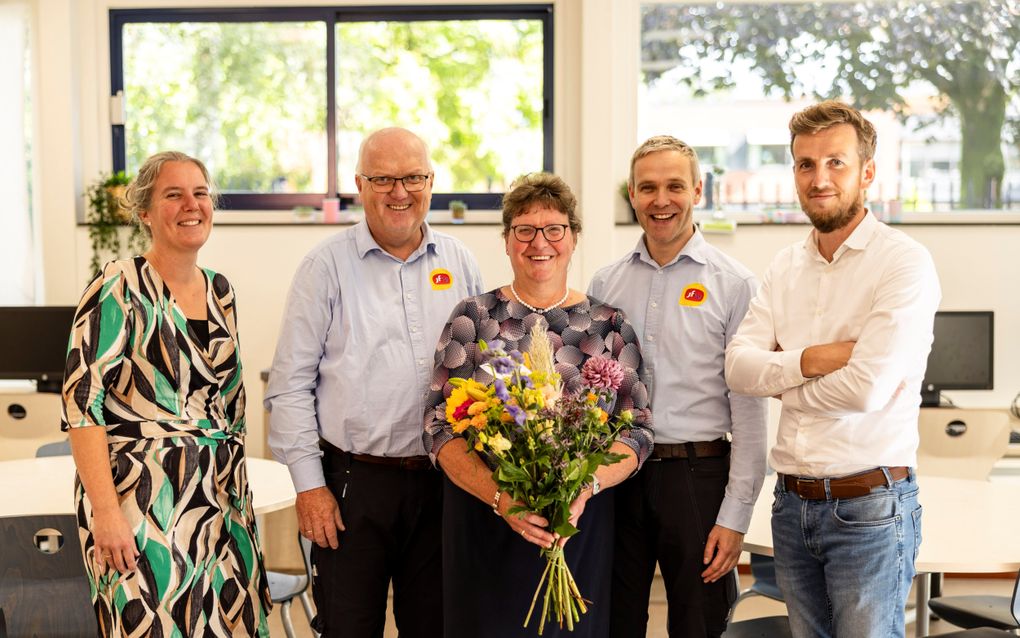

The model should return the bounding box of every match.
[32,0,1020,455]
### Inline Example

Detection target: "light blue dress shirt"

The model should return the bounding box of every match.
[588,230,767,532]
[265,220,484,493]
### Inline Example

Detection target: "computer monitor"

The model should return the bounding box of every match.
[920,310,994,407]
[0,306,77,393]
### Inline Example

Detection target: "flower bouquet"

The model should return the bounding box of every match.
[444,325,633,634]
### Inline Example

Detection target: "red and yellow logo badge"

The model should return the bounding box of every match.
[679,283,707,307]
[430,268,453,290]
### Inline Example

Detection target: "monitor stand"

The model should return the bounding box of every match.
[920,388,942,408]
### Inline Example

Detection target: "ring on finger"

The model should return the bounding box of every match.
[520,529,527,538]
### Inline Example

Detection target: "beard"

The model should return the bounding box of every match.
[803,192,865,233]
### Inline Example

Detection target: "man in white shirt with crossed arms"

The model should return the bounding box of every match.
[725,100,941,638]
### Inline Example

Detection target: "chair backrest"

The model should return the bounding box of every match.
[0,514,97,637]
[1012,568,1019,625]
[35,439,71,458]
[916,408,1010,480]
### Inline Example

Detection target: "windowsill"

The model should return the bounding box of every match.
[613,209,1020,226]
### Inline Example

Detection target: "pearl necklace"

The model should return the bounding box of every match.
[509,281,570,314]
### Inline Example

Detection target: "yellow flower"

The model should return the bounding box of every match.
[587,392,597,403]
[475,431,488,452]
[446,387,471,422]
[488,432,512,456]
[468,401,488,416]
[471,413,488,430]
[599,408,608,423]
[463,378,491,402]
[452,419,471,434]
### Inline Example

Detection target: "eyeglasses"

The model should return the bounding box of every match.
[510,224,569,243]
[359,173,433,193]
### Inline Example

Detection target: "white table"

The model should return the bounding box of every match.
[743,475,1020,636]
[0,455,295,517]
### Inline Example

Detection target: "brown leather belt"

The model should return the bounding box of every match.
[780,466,910,500]
[650,440,731,460]
[320,439,433,471]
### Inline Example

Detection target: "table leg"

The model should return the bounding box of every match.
[914,572,930,637]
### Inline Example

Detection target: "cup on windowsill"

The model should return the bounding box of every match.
[322,197,341,224]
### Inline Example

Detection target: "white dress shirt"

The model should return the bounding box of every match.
[725,212,941,477]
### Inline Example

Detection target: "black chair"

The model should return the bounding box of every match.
[267,533,316,638]
[0,514,97,637]
[723,615,793,637]
[927,569,1020,632]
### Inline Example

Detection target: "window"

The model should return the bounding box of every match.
[639,1,1020,215]
[0,1,36,304]
[110,6,553,211]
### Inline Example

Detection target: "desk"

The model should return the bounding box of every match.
[744,475,1020,636]
[0,456,296,517]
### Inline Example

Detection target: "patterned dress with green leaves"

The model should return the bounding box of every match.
[61,256,271,637]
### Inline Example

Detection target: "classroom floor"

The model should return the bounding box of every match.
[266,571,1016,637]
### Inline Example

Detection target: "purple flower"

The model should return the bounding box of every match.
[494,378,510,402]
[505,404,526,426]
[581,356,625,390]
[510,350,524,363]
[490,356,515,376]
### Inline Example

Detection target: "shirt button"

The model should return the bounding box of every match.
[651,302,658,308]
[647,335,655,342]
[410,326,418,333]
[418,359,425,366]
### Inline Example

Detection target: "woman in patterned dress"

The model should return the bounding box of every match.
[61,151,271,637]
[423,173,654,638]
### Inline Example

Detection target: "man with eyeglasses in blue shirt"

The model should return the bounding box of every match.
[266,127,484,638]
[589,136,767,637]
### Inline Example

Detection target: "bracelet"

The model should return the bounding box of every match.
[491,488,502,515]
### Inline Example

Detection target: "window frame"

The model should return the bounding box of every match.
[109,5,554,212]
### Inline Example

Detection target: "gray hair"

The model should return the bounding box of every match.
[123,151,218,237]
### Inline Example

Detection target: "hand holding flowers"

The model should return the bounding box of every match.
[444,326,635,634]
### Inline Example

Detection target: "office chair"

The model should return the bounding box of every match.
[267,533,317,638]
[35,439,72,457]
[0,514,96,637]
[731,554,784,610]
[927,569,1019,632]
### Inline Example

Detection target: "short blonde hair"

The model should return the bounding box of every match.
[123,151,218,237]
[500,173,581,238]
[789,100,877,162]
[629,136,700,186]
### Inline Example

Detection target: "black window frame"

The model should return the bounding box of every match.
[109,5,554,212]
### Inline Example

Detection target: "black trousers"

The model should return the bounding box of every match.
[311,450,443,638]
[610,452,737,638]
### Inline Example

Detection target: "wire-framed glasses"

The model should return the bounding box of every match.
[359,173,433,193]
[510,224,569,242]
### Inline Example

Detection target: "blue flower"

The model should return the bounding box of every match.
[490,356,515,376]
[494,378,510,402]
[505,404,526,426]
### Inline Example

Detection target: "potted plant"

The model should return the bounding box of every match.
[449,199,467,223]
[618,181,637,223]
[85,171,148,275]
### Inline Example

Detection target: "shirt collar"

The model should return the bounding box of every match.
[802,210,879,261]
[354,218,436,261]
[631,226,709,268]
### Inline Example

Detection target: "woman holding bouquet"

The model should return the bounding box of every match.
[424,172,653,638]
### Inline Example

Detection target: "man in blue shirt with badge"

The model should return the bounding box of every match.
[265,127,484,638]
[589,136,767,637]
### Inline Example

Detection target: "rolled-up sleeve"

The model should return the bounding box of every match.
[725,266,807,398]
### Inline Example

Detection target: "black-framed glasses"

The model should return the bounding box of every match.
[359,173,433,193]
[510,224,569,243]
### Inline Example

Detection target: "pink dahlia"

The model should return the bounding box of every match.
[581,356,624,390]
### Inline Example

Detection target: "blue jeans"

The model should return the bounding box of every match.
[771,469,922,638]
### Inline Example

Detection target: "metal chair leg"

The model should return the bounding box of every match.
[299,591,316,632]
[280,600,296,638]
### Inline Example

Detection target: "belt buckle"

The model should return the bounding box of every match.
[795,477,818,496]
